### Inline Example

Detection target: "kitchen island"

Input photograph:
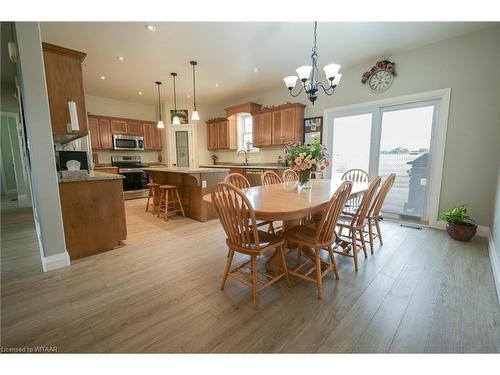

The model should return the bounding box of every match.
[58,171,127,259]
[142,166,230,222]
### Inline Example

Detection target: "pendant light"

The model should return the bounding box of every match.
[155,81,165,129]
[190,60,200,121]
[171,72,180,125]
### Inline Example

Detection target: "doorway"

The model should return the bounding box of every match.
[324,89,450,226]
[168,124,197,167]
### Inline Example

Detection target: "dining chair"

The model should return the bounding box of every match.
[283,181,352,299]
[224,173,275,234]
[283,169,299,182]
[341,168,370,213]
[262,170,283,186]
[333,176,381,271]
[365,173,396,253]
[211,182,290,310]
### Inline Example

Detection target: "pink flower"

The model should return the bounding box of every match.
[324,160,330,167]
[320,165,326,170]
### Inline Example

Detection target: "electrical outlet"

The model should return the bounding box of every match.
[202,180,207,188]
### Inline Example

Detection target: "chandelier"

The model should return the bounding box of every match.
[283,22,342,105]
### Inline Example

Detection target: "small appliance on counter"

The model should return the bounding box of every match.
[56,150,90,178]
[111,155,149,199]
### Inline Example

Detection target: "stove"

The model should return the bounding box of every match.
[111,156,149,199]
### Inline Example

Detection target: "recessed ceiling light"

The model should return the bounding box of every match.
[117,56,125,61]
[145,25,156,31]
[100,75,106,80]
[138,91,143,95]
[215,83,219,88]
[253,68,259,72]
[187,94,191,98]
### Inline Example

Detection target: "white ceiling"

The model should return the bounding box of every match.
[40,22,491,105]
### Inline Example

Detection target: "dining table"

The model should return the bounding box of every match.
[203,178,369,271]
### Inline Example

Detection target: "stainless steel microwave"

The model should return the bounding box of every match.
[113,134,144,151]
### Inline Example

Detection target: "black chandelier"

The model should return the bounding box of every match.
[283,22,342,105]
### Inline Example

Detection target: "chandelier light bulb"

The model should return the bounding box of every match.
[157,120,165,129]
[323,63,341,80]
[172,115,181,125]
[283,76,298,89]
[191,110,200,121]
[332,74,342,86]
[296,65,312,81]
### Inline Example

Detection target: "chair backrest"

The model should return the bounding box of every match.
[369,173,396,217]
[314,181,353,245]
[341,169,369,183]
[351,176,382,227]
[283,169,299,182]
[224,173,251,189]
[211,182,260,251]
[262,170,283,186]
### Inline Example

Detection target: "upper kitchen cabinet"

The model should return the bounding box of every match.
[206,117,237,150]
[252,111,272,147]
[270,103,305,145]
[88,115,113,150]
[143,122,162,151]
[110,119,127,133]
[42,42,88,144]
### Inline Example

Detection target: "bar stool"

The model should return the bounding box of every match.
[146,178,160,213]
[157,185,186,221]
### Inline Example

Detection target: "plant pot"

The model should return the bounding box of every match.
[445,222,477,241]
[297,170,312,189]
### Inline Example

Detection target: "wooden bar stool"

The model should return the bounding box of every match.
[145,178,160,214]
[157,185,185,221]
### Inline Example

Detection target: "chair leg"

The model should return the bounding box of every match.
[368,218,374,255]
[328,246,339,280]
[315,248,323,300]
[352,231,359,272]
[164,189,169,221]
[359,229,368,258]
[146,191,151,212]
[157,189,164,218]
[296,244,303,268]
[375,219,383,246]
[251,256,259,310]
[278,245,291,287]
[221,249,234,290]
[175,189,185,217]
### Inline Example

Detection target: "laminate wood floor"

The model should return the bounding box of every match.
[1,198,499,353]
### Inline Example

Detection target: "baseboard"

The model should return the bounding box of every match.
[17,194,28,201]
[42,251,71,272]
[434,220,490,237]
[488,232,500,305]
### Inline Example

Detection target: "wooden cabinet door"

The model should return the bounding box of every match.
[272,110,283,145]
[88,117,100,149]
[42,43,88,142]
[252,114,262,147]
[217,120,229,149]
[142,123,153,150]
[111,119,127,133]
[153,126,162,150]
[280,107,296,144]
[98,118,113,149]
[207,122,218,150]
[127,122,143,136]
[260,112,272,146]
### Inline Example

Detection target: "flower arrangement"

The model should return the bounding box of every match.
[361,58,397,83]
[211,154,218,165]
[283,137,330,188]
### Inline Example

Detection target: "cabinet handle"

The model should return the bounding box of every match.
[67,101,80,132]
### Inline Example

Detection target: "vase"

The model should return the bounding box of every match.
[297,170,312,189]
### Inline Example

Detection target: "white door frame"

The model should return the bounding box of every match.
[323,88,451,228]
[167,124,198,167]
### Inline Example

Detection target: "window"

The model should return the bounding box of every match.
[237,113,258,152]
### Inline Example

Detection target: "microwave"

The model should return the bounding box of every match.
[113,134,144,151]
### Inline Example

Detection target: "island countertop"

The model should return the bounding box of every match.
[58,171,125,183]
[199,164,288,170]
[141,166,230,174]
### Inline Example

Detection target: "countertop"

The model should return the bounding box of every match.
[199,164,288,170]
[142,166,230,174]
[58,171,125,183]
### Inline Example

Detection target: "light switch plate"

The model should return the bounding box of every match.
[202,180,207,188]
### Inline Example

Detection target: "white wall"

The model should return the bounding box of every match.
[491,157,500,300]
[203,25,500,227]
[85,94,164,164]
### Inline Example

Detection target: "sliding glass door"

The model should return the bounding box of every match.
[328,99,439,223]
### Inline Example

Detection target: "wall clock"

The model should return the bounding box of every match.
[368,69,394,93]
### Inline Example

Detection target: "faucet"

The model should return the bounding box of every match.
[237,150,249,166]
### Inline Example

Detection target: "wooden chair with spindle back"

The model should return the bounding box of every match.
[283,169,299,182]
[365,173,396,253]
[341,169,369,212]
[211,182,290,310]
[333,176,381,271]
[283,181,353,299]
[262,170,283,186]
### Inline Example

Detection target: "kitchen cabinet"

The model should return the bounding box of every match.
[127,122,143,136]
[88,117,100,149]
[42,42,88,144]
[206,117,237,150]
[143,122,162,151]
[252,111,272,147]
[254,103,305,147]
[111,119,127,133]
[88,115,113,150]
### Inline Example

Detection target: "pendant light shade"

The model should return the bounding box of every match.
[171,72,180,125]
[190,60,200,121]
[155,81,165,129]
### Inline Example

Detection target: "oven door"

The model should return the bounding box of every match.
[120,170,144,191]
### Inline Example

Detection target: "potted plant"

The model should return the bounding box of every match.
[211,154,218,165]
[439,204,477,241]
[283,137,329,189]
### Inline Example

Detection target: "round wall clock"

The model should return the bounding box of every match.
[368,69,394,93]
